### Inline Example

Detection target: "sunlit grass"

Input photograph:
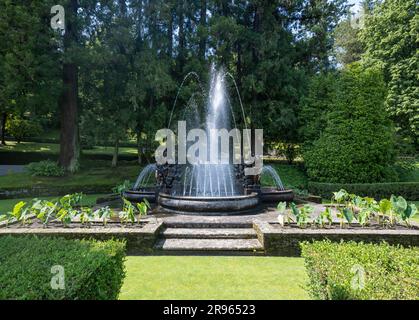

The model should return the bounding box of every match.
[120,256,309,300]
[0,140,137,156]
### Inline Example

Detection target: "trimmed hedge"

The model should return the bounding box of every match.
[308,181,419,200]
[301,241,419,300]
[0,236,126,300]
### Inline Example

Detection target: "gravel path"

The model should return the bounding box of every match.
[0,165,25,176]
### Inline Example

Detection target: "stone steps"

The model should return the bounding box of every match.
[155,238,263,252]
[154,221,264,255]
[162,228,257,239]
[163,221,253,229]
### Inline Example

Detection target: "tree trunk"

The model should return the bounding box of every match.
[59,63,79,172]
[0,112,7,145]
[137,133,142,165]
[59,0,79,173]
[112,138,119,167]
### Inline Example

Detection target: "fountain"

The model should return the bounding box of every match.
[123,164,157,203]
[124,66,293,214]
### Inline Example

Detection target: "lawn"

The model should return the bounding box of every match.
[267,163,308,189]
[0,164,140,189]
[120,256,309,300]
[0,140,137,156]
[0,194,107,214]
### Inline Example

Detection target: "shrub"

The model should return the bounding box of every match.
[27,160,65,177]
[302,64,397,183]
[6,116,43,143]
[308,181,419,200]
[0,236,126,300]
[301,241,419,300]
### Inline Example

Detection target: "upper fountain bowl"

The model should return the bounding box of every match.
[158,192,260,215]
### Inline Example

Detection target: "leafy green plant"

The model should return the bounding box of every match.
[94,206,113,226]
[6,116,42,143]
[289,203,313,228]
[31,200,58,225]
[136,198,151,218]
[120,198,136,224]
[113,180,132,194]
[379,199,393,225]
[315,207,333,228]
[79,207,94,225]
[27,160,65,177]
[391,195,417,226]
[276,202,287,214]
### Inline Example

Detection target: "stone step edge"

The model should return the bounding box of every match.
[161,228,258,239]
[154,238,263,251]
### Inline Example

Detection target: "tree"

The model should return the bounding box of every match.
[303,64,396,183]
[58,0,80,172]
[361,0,418,148]
[0,0,60,146]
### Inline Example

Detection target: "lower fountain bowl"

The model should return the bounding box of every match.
[123,188,157,203]
[260,187,294,203]
[158,192,260,215]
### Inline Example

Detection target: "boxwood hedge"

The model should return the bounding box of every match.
[308,181,419,200]
[301,241,419,300]
[0,236,126,300]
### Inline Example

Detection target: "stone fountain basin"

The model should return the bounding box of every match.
[123,188,157,203]
[158,192,260,214]
[260,188,294,203]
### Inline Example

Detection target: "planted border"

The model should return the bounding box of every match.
[308,182,419,200]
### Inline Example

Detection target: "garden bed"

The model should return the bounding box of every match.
[0,219,163,254]
[254,220,419,256]
[269,221,418,231]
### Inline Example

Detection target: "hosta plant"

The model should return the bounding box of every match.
[314,207,333,228]
[94,206,113,226]
[289,203,313,228]
[391,195,417,227]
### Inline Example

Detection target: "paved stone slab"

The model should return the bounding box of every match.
[155,238,263,251]
[162,228,257,239]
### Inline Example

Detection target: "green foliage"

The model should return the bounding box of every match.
[112,180,132,194]
[289,202,313,228]
[0,236,126,300]
[314,207,333,228]
[308,181,419,200]
[303,64,396,183]
[0,193,152,228]
[276,202,287,215]
[390,195,417,227]
[361,0,418,144]
[301,241,419,300]
[27,160,65,177]
[6,116,42,143]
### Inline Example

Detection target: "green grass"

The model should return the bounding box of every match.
[267,163,308,189]
[0,194,107,215]
[119,256,308,300]
[0,164,140,189]
[0,140,137,156]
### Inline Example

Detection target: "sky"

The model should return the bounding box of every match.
[348,0,363,13]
